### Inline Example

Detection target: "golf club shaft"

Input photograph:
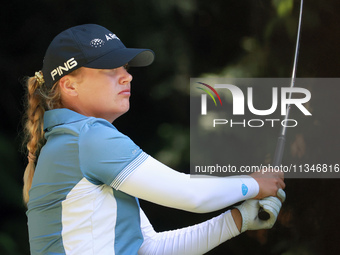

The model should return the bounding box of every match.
[258,0,304,220]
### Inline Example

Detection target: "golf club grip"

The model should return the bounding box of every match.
[258,136,286,221]
[258,208,270,220]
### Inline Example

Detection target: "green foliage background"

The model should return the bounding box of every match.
[0,0,339,254]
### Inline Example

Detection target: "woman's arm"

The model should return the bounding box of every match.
[119,156,259,213]
[138,194,283,255]
[138,208,240,255]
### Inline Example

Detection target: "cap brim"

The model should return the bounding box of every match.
[84,48,155,69]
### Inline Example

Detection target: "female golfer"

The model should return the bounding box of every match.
[23,24,285,255]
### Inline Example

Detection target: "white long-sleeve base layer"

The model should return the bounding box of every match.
[118,156,258,254]
[138,208,240,255]
[120,156,259,213]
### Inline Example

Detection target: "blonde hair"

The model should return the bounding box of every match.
[22,75,62,204]
[22,68,81,205]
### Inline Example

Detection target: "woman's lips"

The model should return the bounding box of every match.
[119,89,131,95]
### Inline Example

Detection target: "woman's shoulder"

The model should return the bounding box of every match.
[81,117,123,138]
[79,117,138,153]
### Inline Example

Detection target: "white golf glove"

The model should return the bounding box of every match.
[235,189,286,233]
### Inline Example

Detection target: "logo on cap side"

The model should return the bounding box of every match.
[105,33,120,41]
[51,57,78,81]
[90,39,105,48]
[90,34,119,48]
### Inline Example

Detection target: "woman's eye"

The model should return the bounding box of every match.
[124,64,130,70]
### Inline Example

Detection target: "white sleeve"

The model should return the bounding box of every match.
[138,208,240,255]
[119,156,259,213]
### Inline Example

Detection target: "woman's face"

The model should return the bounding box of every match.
[71,65,133,122]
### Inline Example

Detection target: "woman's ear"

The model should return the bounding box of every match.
[59,76,78,97]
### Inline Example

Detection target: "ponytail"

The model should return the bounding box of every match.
[22,71,62,205]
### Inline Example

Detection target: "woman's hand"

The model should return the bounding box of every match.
[250,169,285,200]
[232,188,285,233]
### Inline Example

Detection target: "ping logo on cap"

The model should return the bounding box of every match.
[51,57,78,81]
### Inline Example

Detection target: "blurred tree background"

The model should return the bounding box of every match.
[1,0,339,254]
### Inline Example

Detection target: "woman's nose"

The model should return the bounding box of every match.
[119,67,133,85]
